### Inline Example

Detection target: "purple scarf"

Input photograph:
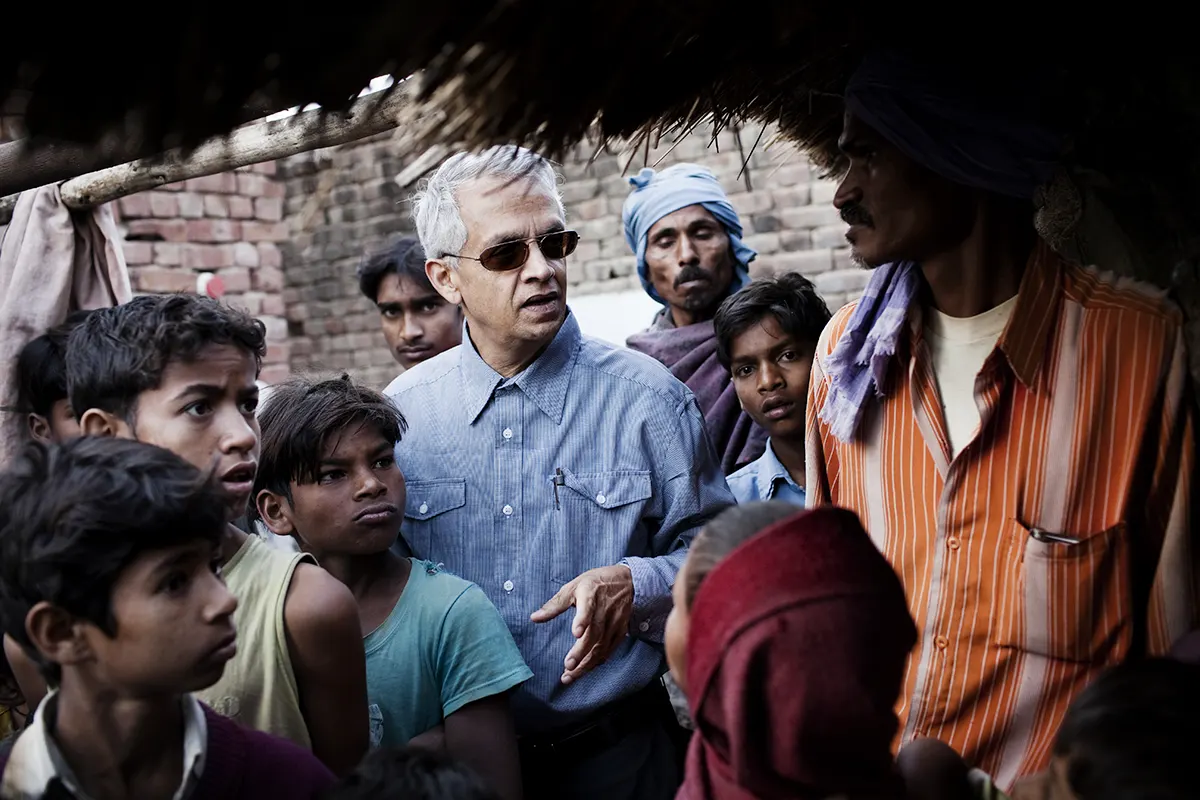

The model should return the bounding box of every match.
[627,319,767,475]
[818,261,919,442]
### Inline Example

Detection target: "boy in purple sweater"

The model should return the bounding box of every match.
[0,437,335,799]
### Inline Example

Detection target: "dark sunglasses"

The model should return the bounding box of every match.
[445,230,580,272]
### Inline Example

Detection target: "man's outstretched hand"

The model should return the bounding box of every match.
[531,565,634,685]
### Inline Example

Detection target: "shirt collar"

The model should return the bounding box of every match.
[755,440,802,502]
[2,691,208,800]
[995,238,1063,389]
[458,311,582,425]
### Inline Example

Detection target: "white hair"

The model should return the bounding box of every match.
[411,146,566,267]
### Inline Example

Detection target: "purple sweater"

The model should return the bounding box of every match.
[0,705,336,799]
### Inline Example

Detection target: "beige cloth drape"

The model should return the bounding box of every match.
[0,185,132,465]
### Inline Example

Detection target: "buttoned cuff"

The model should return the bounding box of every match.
[619,556,671,643]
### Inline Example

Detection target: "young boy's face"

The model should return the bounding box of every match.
[728,314,815,441]
[270,422,406,558]
[120,344,261,522]
[82,539,237,694]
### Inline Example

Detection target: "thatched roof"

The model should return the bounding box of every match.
[6,6,1200,275]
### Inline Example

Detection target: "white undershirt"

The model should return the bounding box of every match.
[924,296,1017,458]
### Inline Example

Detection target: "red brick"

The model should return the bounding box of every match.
[254,161,277,176]
[148,192,179,218]
[254,197,283,222]
[236,173,269,197]
[263,178,285,199]
[241,221,286,242]
[159,181,185,192]
[177,192,205,219]
[122,240,153,265]
[186,173,238,194]
[259,364,290,385]
[227,196,254,219]
[261,294,286,316]
[204,195,230,218]
[253,266,284,292]
[257,243,282,268]
[324,317,346,335]
[182,244,234,270]
[233,242,260,267]
[118,193,151,218]
[127,219,187,242]
[218,267,251,293]
[233,294,264,315]
[153,243,183,266]
[133,266,196,293]
[186,219,240,243]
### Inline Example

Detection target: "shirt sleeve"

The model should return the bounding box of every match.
[621,395,735,643]
[1143,327,1199,653]
[435,585,534,717]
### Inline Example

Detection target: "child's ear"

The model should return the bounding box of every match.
[26,414,52,444]
[25,602,93,669]
[78,409,131,439]
[256,489,297,537]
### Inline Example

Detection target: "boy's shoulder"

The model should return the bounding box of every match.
[404,560,479,615]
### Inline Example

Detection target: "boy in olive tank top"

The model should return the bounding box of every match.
[4,294,369,777]
[252,376,531,800]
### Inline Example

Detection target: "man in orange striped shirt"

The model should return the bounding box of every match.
[806,51,1199,789]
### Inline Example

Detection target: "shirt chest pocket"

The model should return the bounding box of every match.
[403,479,467,562]
[990,520,1131,663]
[551,469,653,584]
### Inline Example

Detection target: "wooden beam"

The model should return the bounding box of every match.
[0,138,150,201]
[59,89,412,208]
[0,86,416,214]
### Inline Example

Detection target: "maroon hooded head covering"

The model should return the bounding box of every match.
[678,507,918,800]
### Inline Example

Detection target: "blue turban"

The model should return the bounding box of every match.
[621,163,757,305]
[844,51,1063,199]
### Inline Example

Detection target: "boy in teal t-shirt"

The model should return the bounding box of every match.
[252,375,530,800]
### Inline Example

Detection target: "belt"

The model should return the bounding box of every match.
[519,681,670,765]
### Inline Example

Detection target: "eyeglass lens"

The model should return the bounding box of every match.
[480,231,579,271]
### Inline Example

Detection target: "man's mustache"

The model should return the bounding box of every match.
[674,264,713,289]
[840,203,874,227]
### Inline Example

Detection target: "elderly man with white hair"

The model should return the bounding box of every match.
[384,146,734,800]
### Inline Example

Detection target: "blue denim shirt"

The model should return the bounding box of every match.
[725,439,806,507]
[384,312,734,732]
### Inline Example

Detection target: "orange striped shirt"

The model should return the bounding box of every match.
[805,241,1198,787]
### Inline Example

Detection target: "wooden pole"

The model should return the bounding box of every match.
[60,89,411,208]
[0,86,414,214]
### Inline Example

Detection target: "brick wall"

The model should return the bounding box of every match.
[113,164,291,382]
[1,161,292,384]
[279,124,864,387]
[278,132,413,389]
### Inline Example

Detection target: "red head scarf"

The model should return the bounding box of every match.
[678,506,917,800]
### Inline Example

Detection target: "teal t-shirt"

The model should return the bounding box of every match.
[365,559,532,747]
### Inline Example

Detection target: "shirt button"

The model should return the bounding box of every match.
[503,580,514,592]
[935,635,949,650]
[418,503,428,514]
[639,622,649,633]
[502,428,513,440]
[595,493,607,505]
[502,504,513,516]
[947,537,960,551]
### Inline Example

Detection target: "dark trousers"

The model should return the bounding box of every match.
[521,715,681,800]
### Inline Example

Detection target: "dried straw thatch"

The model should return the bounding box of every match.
[5,5,1200,275]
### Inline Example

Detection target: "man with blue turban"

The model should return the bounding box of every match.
[623,163,767,474]
[805,50,1198,791]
